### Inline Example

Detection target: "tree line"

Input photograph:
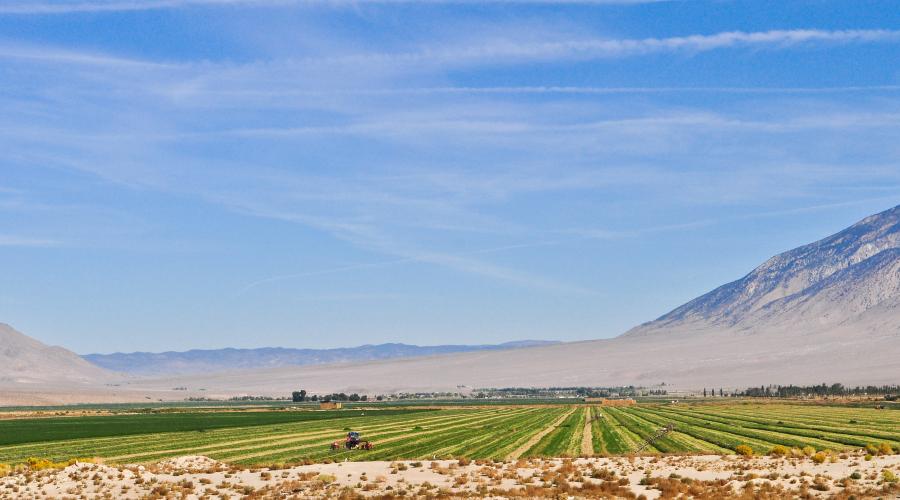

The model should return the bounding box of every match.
[732,384,900,398]
[480,386,667,398]
[292,390,383,402]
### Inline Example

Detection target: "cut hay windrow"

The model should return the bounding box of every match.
[0,408,506,465]
[305,408,541,463]
[601,407,663,453]
[2,402,897,466]
[110,410,496,462]
[406,407,555,459]
[523,406,585,457]
[640,406,849,453]
[692,407,900,444]
[591,407,631,454]
[506,407,576,460]
[452,407,569,459]
[616,408,731,454]
[628,407,778,453]
[226,407,538,463]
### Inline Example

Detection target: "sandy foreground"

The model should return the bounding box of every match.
[1,453,898,499]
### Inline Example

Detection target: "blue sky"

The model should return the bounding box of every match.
[1,0,899,354]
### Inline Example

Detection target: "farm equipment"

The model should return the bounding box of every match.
[635,423,675,453]
[330,431,374,451]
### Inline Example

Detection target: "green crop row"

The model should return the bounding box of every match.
[0,408,431,447]
[0,408,485,464]
[522,407,585,457]
[1,402,897,465]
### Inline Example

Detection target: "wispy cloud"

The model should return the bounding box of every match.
[0,235,60,247]
[3,29,898,74]
[293,292,406,302]
[304,29,900,67]
[351,85,900,96]
[237,219,720,295]
[3,11,899,305]
[224,196,593,296]
[0,0,675,15]
[0,44,175,69]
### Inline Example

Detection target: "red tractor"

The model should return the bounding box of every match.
[330,431,374,451]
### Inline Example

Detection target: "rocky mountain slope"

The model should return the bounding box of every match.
[0,323,112,384]
[83,340,559,376]
[625,204,900,337]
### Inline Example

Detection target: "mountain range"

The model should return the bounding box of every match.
[1,204,898,403]
[124,204,898,397]
[83,341,559,376]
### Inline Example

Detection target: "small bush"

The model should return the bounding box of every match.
[734,445,754,457]
[811,452,827,464]
[849,471,862,480]
[883,470,898,484]
[317,474,336,484]
[811,479,830,491]
[769,445,790,457]
[802,446,816,457]
[865,444,879,455]
[878,443,894,455]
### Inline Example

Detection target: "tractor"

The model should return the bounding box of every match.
[330,431,374,451]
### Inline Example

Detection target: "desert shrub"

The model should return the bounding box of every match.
[25,457,52,470]
[734,445,754,457]
[811,452,827,464]
[316,473,336,484]
[23,457,76,470]
[865,454,873,461]
[883,470,898,484]
[865,444,879,455]
[850,471,862,480]
[878,443,894,455]
[769,445,790,457]
[802,446,816,457]
[591,467,616,480]
[811,478,830,491]
[0,464,9,477]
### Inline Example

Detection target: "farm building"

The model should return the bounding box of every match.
[319,401,343,409]
[583,397,636,406]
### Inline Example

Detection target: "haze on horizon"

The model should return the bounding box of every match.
[1,0,899,354]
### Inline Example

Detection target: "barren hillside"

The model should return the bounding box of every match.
[0,323,112,385]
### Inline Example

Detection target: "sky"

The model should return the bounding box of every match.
[1,0,899,354]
